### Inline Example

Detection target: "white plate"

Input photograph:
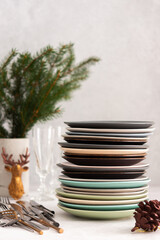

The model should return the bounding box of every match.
[61,184,149,193]
[61,147,148,156]
[67,127,155,133]
[59,175,149,182]
[56,195,148,205]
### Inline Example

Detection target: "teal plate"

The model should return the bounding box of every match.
[59,200,138,211]
[58,204,134,219]
[59,178,150,189]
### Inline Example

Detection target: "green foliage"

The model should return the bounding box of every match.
[0,44,99,138]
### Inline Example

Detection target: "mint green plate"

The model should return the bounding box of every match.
[59,178,150,189]
[58,204,134,219]
[56,188,148,200]
[59,200,138,210]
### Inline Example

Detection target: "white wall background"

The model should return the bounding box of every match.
[0,0,159,187]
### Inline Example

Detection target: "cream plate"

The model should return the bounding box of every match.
[62,188,147,196]
[56,188,148,200]
[67,127,155,133]
[57,195,148,205]
[61,147,148,155]
[61,184,149,193]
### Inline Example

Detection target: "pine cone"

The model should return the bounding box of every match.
[131,200,160,232]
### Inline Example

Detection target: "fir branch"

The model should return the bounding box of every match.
[0,49,17,71]
[21,71,60,136]
[74,57,100,70]
[23,47,53,73]
[0,44,100,138]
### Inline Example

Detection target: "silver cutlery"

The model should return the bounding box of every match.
[17,200,63,233]
[0,196,63,234]
[30,200,55,216]
[0,198,43,235]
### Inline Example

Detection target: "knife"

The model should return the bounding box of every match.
[27,200,59,227]
[30,206,63,233]
[30,200,55,216]
[11,203,48,231]
[16,201,49,230]
[43,212,59,227]
[17,201,63,233]
[30,206,59,227]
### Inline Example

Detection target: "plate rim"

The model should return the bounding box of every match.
[57,195,148,205]
[56,188,148,200]
[59,175,149,182]
[61,184,149,192]
[61,147,148,155]
[66,127,155,133]
[64,121,154,129]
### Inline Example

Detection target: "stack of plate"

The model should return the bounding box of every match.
[56,121,154,219]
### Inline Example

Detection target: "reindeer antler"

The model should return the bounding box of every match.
[1,147,15,166]
[18,148,30,166]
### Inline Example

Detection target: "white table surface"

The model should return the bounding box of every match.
[0,186,160,240]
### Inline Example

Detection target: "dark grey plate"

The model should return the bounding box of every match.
[58,162,149,172]
[59,142,148,149]
[66,132,152,137]
[62,171,145,179]
[65,121,154,129]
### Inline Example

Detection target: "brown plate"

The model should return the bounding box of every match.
[64,152,147,157]
[64,138,147,145]
[62,171,145,179]
[63,155,145,166]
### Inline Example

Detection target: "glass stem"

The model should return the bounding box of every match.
[39,175,46,194]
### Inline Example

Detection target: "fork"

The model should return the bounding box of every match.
[0,198,43,235]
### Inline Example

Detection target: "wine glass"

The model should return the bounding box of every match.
[32,125,55,201]
[49,125,64,196]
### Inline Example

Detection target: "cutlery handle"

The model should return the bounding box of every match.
[42,213,59,227]
[16,222,34,232]
[18,219,43,235]
[39,219,63,233]
[24,213,63,233]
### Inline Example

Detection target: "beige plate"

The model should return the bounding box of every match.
[56,195,148,205]
[66,127,155,133]
[56,188,148,200]
[61,184,149,193]
[61,147,148,156]
[62,188,148,196]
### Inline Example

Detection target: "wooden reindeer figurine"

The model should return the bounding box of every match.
[1,147,30,200]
